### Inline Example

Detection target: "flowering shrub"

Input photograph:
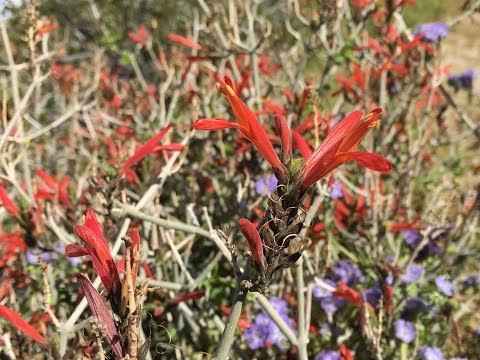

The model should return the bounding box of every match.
[0,1,479,359]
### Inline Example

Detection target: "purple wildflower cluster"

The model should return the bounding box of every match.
[332,260,365,285]
[435,275,454,297]
[313,279,344,314]
[255,175,278,195]
[394,319,416,343]
[413,22,449,42]
[419,346,443,360]
[243,297,296,350]
[315,350,340,360]
[313,261,366,314]
[401,264,424,284]
[448,69,475,91]
[402,229,421,246]
[329,181,343,199]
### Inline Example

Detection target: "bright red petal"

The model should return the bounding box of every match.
[305,110,363,173]
[193,118,245,131]
[35,169,58,190]
[0,305,46,345]
[122,124,172,169]
[0,183,20,219]
[238,219,265,269]
[65,244,89,257]
[154,143,185,152]
[337,152,392,173]
[84,209,107,250]
[167,33,202,50]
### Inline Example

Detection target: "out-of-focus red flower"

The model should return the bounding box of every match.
[333,281,374,311]
[194,75,286,177]
[0,183,20,219]
[37,21,57,37]
[340,343,354,360]
[121,123,183,184]
[66,209,121,295]
[128,25,148,46]
[168,33,202,50]
[0,305,46,345]
[300,109,392,190]
[34,169,73,209]
[0,232,26,267]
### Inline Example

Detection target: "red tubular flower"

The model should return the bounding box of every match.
[0,183,20,219]
[333,281,374,311]
[274,114,292,162]
[193,75,286,177]
[0,305,46,346]
[121,124,183,184]
[339,343,354,360]
[167,33,202,50]
[300,109,392,190]
[65,209,121,295]
[77,273,123,358]
[238,218,266,270]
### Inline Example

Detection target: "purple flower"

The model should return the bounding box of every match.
[255,175,278,195]
[25,249,58,264]
[401,265,423,284]
[448,69,475,91]
[319,322,344,337]
[244,297,296,349]
[413,23,449,42]
[402,229,421,246]
[330,181,343,199]
[401,297,430,320]
[332,261,365,285]
[364,287,382,308]
[386,273,394,285]
[435,276,454,296]
[313,279,337,298]
[419,347,443,360]
[315,350,341,360]
[462,275,479,292]
[320,296,344,314]
[394,320,416,343]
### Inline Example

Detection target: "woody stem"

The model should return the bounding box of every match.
[215,276,249,360]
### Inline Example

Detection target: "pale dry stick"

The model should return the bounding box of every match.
[335,172,369,197]
[285,1,303,42]
[0,22,19,108]
[164,235,195,261]
[296,256,308,360]
[177,302,201,335]
[163,229,196,286]
[291,0,309,25]
[447,0,480,27]
[115,201,232,261]
[304,284,313,341]
[125,243,138,359]
[0,71,50,152]
[9,101,96,143]
[0,50,56,72]
[0,333,16,359]
[145,279,183,291]
[0,165,31,203]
